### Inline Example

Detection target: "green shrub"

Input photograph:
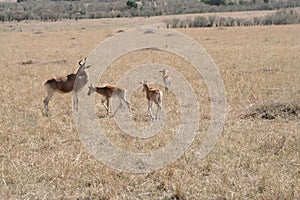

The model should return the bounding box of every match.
[193,16,209,27]
[179,18,192,28]
[208,15,217,27]
[262,8,300,25]
[202,0,226,6]
[262,15,273,25]
[126,0,137,9]
[226,17,235,26]
[253,16,262,25]
[171,18,180,28]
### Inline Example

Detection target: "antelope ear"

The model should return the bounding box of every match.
[85,65,91,69]
[138,81,143,84]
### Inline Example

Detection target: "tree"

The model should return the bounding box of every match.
[193,16,209,27]
[126,0,138,8]
[202,0,226,6]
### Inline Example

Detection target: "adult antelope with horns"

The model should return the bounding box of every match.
[43,57,90,116]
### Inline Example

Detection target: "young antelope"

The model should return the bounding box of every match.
[159,69,171,92]
[87,84,131,116]
[140,81,163,121]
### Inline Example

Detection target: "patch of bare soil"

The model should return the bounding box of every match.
[242,102,300,120]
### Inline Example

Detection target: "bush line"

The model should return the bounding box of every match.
[164,8,300,28]
[0,0,300,22]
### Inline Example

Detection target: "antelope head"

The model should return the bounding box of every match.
[159,69,168,76]
[139,80,147,92]
[77,57,91,75]
[139,80,154,92]
[87,84,96,96]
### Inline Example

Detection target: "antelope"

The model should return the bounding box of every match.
[159,69,171,92]
[87,84,131,116]
[43,57,90,116]
[140,81,163,121]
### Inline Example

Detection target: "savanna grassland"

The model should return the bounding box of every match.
[0,12,299,199]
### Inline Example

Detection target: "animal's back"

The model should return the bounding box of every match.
[163,75,171,90]
[96,86,114,97]
[106,85,117,90]
[45,74,76,93]
[147,87,161,103]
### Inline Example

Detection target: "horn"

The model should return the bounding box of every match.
[79,57,87,65]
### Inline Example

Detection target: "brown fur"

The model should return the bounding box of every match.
[45,74,76,93]
[141,81,163,120]
[43,58,90,116]
[88,85,131,116]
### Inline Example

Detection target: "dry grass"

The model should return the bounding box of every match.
[0,14,299,199]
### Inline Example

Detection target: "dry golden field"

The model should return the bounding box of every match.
[0,11,299,199]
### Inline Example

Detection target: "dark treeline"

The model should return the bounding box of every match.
[0,0,300,22]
